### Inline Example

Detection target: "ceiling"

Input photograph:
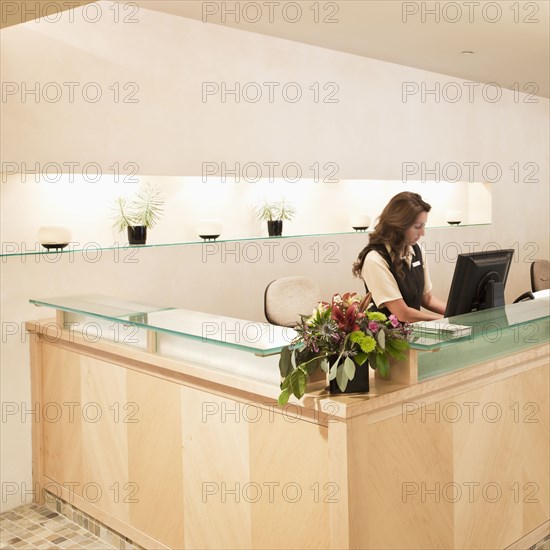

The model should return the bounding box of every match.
[134,0,550,99]
[3,0,549,98]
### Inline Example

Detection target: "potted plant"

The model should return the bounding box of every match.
[111,183,164,245]
[256,199,295,236]
[277,292,411,405]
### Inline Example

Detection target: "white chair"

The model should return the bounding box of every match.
[514,259,549,303]
[264,276,321,327]
[531,259,549,291]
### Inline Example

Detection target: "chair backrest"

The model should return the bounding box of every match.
[264,276,321,327]
[531,259,550,291]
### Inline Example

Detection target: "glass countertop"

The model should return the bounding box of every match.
[30,294,297,356]
[409,297,550,350]
[29,294,549,357]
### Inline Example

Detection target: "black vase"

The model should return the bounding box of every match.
[127,225,147,245]
[267,220,283,237]
[329,361,370,394]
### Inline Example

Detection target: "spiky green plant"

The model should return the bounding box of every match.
[112,197,135,233]
[111,183,164,231]
[132,183,164,228]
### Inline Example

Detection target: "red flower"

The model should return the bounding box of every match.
[331,295,363,333]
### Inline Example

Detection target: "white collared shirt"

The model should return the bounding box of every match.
[362,244,433,309]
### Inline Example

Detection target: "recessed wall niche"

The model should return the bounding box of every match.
[0,174,491,254]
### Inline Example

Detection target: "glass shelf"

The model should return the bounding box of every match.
[3,223,491,257]
[30,294,297,356]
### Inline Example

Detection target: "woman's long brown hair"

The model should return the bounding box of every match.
[352,192,431,279]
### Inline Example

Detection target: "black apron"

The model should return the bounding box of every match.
[364,243,425,317]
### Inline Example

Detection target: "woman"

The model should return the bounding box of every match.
[352,192,446,322]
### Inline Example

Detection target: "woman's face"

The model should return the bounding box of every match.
[404,211,427,246]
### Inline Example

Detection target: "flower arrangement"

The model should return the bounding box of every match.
[278,292,411,405]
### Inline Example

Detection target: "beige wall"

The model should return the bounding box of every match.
[1,2,549,180]
[1,2,548,512]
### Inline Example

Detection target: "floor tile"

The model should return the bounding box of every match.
[0,504,116,550]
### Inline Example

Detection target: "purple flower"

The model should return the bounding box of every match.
[368,321,379,333]
[389,315,400,328]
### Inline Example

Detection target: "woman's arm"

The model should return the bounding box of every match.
[421,292,447,315]
[382,297,443,322]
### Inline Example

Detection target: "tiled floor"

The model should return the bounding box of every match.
[0,504,115,549]
[1,502,549,550]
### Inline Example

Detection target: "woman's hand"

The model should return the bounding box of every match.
[382,297,443,322]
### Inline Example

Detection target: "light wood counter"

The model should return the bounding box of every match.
[27,298,549,550]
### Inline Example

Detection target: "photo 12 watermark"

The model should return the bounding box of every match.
[1,481,140,505]
[1,400,140,424]
[201,81,339,103]
[1,242,142,264]
[402,81,539,104]
[401,400,540,424]
[201,319,295,346]
[401,161,539,183]
[1,1,140,25]
[419,240,540,264]
[2,318,142,346]
[402,481,539,504]
[1,242,88,262]
[2,81,140,104]
[411,319,541,346]
[1,161,140,183]
[201,241,340,264]
[201,161,339,183]
[201,399,339,424]
[201,481,339,504]
[401,2,540,24]
[202,1,340,24]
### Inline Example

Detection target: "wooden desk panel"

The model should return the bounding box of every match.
[28,320,549,549]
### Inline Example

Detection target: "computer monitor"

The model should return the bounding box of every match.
[444,249,515,318]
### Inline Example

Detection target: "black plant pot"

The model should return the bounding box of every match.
[127,225,147,245]
[267,220,283,237]
[329,362,370,394]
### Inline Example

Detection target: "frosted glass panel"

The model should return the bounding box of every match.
[411,298,550,380]
[30,294,296,356]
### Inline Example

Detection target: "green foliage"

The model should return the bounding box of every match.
[111,197,134,233]
[343,357,356,381]
[350,331,376,354]
[278,346,294,378]
[111,183,164,231]
[278,367,307,405]
[366,311,387,322]
[335,362,348,392]
[372,353,390,378]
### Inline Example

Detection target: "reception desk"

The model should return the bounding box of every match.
[27,295,549,549]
